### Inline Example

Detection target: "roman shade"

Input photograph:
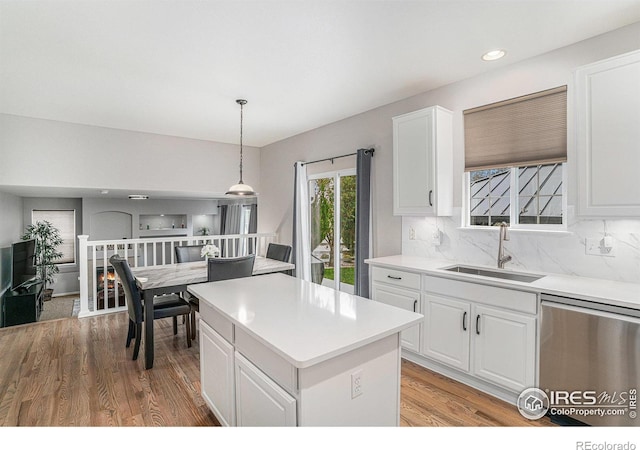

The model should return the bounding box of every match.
[464,86,567,171]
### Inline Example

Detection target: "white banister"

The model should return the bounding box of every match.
[77,232,278,317]
[78,235,90,318]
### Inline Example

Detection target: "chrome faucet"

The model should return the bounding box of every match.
[497,222,512,269]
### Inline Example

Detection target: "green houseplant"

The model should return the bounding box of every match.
[22,221,63,301]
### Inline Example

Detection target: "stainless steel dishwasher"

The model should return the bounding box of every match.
[540,293,640,426]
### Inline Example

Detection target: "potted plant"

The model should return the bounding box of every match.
[22,220,63,301]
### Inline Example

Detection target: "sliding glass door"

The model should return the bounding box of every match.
[308,169,356,293]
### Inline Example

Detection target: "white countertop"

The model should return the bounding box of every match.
[365,255,640,310]
[188,273,423,368]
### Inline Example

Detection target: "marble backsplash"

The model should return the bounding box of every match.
[401,209,640,284]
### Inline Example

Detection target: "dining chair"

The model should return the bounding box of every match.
[266,243,292,263]
[207,254,256,282]
[175,245,205,264]
[174,245,206,339]
[109,254,192,361]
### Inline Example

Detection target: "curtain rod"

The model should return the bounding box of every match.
[300,148,374,166]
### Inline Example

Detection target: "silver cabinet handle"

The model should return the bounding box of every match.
[462,311,467,331]
[387,275,402,280]
[476,314,481,335]
[428,190,433,206]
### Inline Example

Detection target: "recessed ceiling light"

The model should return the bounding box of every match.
[482,49,506,61]
[128,194,149,200]
[100,189,109,194]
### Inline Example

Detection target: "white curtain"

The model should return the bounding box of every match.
[292,161,311,281]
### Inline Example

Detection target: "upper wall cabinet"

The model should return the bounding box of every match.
[392,106,453,216]
[576,50,640,217]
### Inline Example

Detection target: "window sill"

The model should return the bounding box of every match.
[456,226,572,236]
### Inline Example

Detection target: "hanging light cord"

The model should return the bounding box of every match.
[237,99,247,184]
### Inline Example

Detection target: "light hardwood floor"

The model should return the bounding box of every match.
[0,312,554,427]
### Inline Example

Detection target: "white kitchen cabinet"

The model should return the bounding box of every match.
[422,294,470,372]
[392,105,453,216]
[576,49,640,217]
[235,352,297,427]
[419,275,537,395]
[472,304,536,393]
[371,283,421,352]
[371,266,421,352]
[200,321,236,426]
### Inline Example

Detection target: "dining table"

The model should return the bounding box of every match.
[130,255,295,369]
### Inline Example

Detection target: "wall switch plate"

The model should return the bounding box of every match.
[351,369,363,399]
[585,237,615,257]
[408,226,416,240]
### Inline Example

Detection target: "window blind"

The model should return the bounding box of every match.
[463,86,567,171]
[32,210,76,264]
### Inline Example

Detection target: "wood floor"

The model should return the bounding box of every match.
[0,312,554,427]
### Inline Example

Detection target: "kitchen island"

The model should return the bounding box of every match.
[187,273,423,426]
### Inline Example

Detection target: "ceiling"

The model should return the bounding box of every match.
[1,1,640,149]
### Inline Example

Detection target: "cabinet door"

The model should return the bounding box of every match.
[393,108,434,216]
[392,106,453,216]
[576,50,640,216]
[235,352,297,426]
[371,283,421,352]
[472,305,536,393]
[421,294,471,372]
[200,321,236,426]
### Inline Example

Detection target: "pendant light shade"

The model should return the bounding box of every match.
[226,99,256,196]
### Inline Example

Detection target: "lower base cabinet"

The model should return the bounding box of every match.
[200,321,236,426]
[421,293,536,395]
[200,321,297,427]
[472,304,536,393]
[235,352,297,427]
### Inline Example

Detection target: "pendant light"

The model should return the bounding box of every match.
[226,99,256,196]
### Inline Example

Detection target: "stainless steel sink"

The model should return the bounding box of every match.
[442,265,544,283]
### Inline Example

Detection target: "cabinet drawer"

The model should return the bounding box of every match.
[199,300,234,343]
[371,266,421,290]
[423,275,538,315]
[235,327,297,395]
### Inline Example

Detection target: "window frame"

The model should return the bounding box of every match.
[463,163,568,232]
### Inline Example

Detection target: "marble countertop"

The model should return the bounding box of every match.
[188,273,423,368]
[131,256,294,290]
[365,255,640,310]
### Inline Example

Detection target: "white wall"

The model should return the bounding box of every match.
[0,114,260,197]
[259,22,640,283]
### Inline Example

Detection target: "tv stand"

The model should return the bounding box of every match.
[1,282,44,327]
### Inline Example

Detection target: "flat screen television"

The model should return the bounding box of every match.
[11,239,37,291]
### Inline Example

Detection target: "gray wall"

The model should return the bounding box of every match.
[0,191,24,295]
[22,197,83,295]
[0,114,260,197]
[82,197,221,239]
[258,22,640,258]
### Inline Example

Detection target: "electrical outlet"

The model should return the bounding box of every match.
[585,237,615,257]
[351,369,363,399]
[432,229,442,246]
[408,226,416,240]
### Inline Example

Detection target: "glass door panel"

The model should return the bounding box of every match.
[338,175,356,293]
[309,176,335,288]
